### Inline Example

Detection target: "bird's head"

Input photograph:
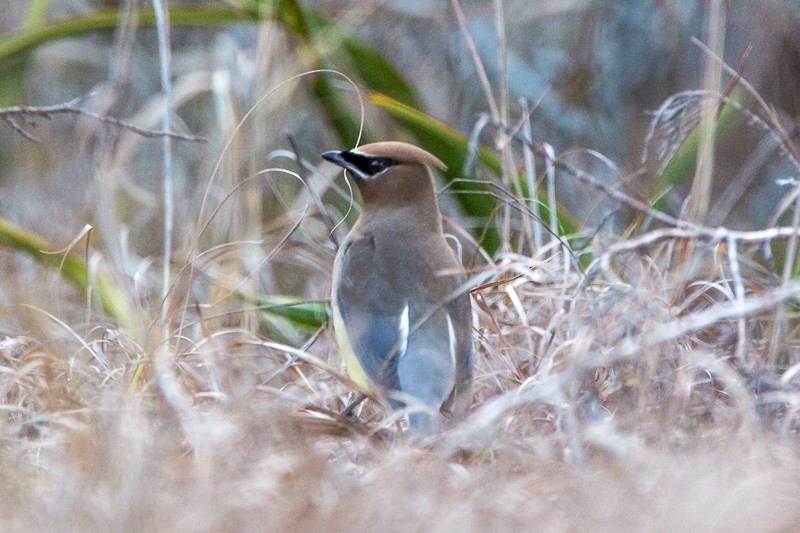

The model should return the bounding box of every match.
[322,141,446,181]
[322,142,447,209]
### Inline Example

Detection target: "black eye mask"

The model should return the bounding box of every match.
[340,151,400,177]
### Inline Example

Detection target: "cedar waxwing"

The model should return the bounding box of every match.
[322,141,473,436]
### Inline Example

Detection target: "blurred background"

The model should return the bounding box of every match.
[1,0,799,322]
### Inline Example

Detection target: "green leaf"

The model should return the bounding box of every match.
[338,36,421,110]
[248,293,328,330]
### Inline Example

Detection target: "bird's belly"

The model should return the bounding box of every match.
[332,302,372,389]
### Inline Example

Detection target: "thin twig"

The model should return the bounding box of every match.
[726,235,749,366]
[153,0,174,317]
[692,37,800,166]
[0,95,205,142]
[542,143,559,249]
[687,0,725,223]
[450,0,499,120]
[286,134,340,248]
[520,98,543,252]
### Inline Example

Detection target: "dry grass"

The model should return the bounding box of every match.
[2,241,800,531]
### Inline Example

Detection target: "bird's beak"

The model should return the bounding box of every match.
[321,150,348,168]
[321,149,370,181]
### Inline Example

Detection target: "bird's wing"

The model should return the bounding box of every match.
[442,289,473,419]
[334,234,407,391]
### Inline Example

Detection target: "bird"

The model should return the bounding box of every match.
[322,141,473,436]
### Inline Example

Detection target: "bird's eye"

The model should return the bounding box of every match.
[339,152,399,177]
[368,159,386,174]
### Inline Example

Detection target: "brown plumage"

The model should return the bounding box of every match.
[323,141,473,435]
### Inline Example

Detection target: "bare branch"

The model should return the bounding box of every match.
[0,93,205,143]
[2,116,39,142]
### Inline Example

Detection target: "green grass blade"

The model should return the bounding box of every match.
[24,0,52,29]
[0,216,134,329]
[0,7,260,63]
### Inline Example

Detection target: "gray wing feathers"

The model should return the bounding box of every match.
[335,237,406,391]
